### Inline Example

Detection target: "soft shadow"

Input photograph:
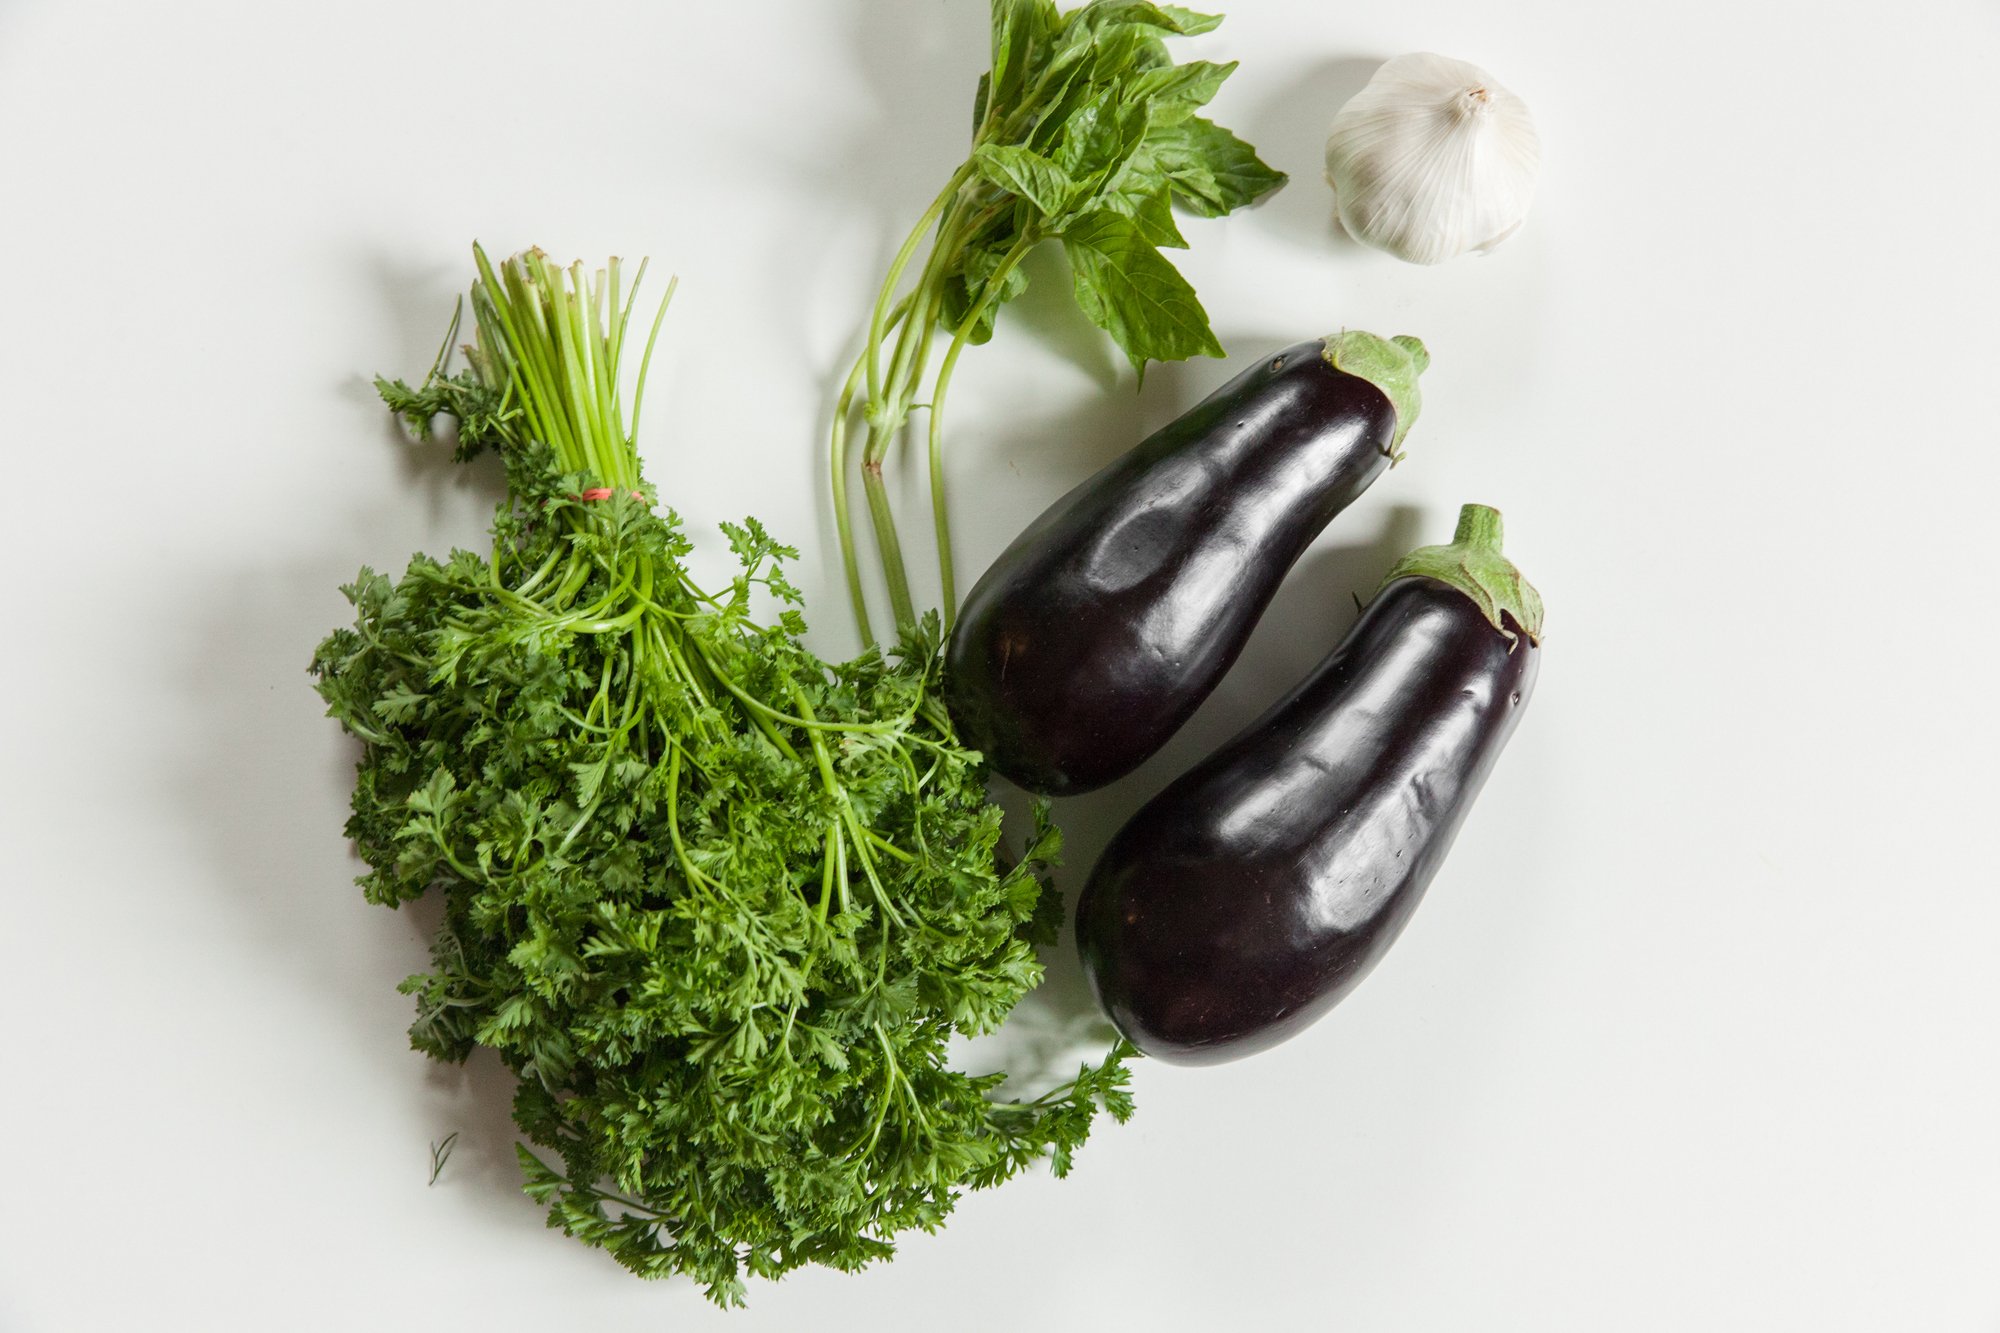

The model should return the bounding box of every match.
[163,246,528,1218]
[357,248,470,383]
[419,1043,544,1204]
[349,248,512,520]
[1003,244,1125,391]
[167,245,502,1033]
[955,325,1310,537]
[387,890,534,1200]
[350,377,509,531]
[170,533,544,1196]
[1234,55,1386,254]
[800,0,992,343]
[831,0,991,220]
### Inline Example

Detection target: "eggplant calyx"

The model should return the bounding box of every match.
[1379,503,1545,645]
[1322,330,1429,461]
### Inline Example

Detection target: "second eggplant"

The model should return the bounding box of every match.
[1076,505,1543,1065]
[945,331,1428,796]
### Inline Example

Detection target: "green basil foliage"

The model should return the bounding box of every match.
[830,0,1287,642]
[312,248,1133,1306]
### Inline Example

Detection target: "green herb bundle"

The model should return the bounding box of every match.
[831,0,1286,643]
[312,247,1132,1305]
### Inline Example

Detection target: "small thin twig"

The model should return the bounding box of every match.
[428,1131,461,1186]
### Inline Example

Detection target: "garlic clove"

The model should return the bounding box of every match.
[1324,53,1540,265]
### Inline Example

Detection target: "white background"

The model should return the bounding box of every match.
[2,1,1996,1329]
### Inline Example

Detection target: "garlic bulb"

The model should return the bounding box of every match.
[1324,53,1539,265]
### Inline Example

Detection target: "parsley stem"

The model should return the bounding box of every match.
[663,742,724,897]
[564,259,619,480]
[628,270,674,449]
[550,257,617,487]
[422,819,481,883]
[570,605,649,634]
[791,682,910,932]
[792,687,899,922]
[818,822,840,922]
[485,251,580,471]
[571,1179,675,1222]
[833,819,852,918]
[695,641,916,735]
[511,546,567,598]
[861,827,916,865]
[689,641,803,762]
[843,810,909,931]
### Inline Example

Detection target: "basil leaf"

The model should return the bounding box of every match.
[1075,21,1168,83]
[1053,91,1150,195]
[989,0,1061,111]
[1125,57,1235,125]
[1060,209,1222,373]
[942,238,1034,345]
[973,144,1079,217]
[1155,4,1224,34]
[1077,1,1221,36]
[1128,32,1173,70]
[1150,114,1287,216]
[1026,25,1152,151]
[1099,180,1187,249]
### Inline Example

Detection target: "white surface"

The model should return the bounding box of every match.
[2,1,1996,1329]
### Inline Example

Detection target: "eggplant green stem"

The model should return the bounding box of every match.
[1323,331,1429,462]
[1378,502,1545,644]
[1452,503,1503,552]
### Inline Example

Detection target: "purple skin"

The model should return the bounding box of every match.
[945,340,1399,797]
[1076,577,1539,1065]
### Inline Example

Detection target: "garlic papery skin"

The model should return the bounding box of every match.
[1323,53,1540,265]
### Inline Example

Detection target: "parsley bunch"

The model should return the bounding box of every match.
[312,247,1132,1305]
[831,0,1286,643]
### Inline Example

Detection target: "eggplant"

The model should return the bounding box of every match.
[945,331,1428,796]
[1076,505,1542,1065]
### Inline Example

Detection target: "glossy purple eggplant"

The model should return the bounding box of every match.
[1076,505,1543,1065]
[945,331,1428,797]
